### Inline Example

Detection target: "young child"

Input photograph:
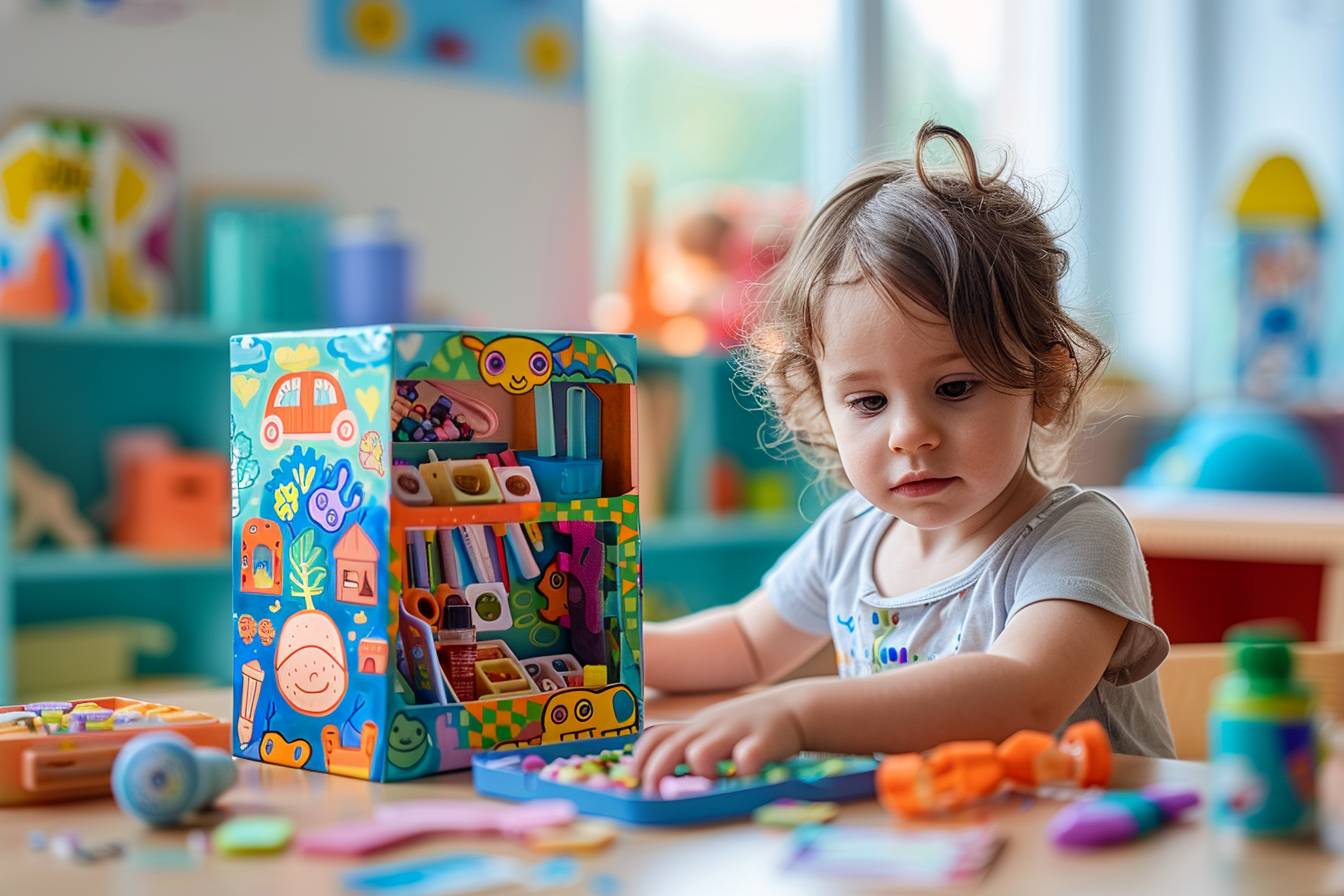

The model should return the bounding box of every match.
[632,122,1175,793]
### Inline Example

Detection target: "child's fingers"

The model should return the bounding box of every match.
[630,722,679,770]
[638,727,700,797]
[683,729,740,779]
[731,732,774,777]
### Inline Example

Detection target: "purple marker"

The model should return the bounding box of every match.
[1047,784,1201,849]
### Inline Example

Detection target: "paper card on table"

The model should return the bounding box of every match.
[784,823,1004,887]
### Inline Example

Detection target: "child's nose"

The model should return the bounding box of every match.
[887,412,940,454]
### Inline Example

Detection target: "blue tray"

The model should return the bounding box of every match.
[471,735,878,826]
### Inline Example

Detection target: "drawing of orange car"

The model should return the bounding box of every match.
[260,371,359,450]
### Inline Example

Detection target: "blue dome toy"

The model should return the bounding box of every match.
[1126,405,1330,493]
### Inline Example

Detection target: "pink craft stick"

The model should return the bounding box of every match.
[295,799,577,856]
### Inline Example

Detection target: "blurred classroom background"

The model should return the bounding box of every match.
[2,0,1344,701]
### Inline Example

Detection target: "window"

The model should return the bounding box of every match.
[587,1,834,293]
[274,377,302,408]
[314,378,338,407]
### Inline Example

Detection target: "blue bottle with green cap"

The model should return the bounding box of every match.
[1209,626,1315,837]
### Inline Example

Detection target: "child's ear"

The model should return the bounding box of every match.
[1032,344,1076,427]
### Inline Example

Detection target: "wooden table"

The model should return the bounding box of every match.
[2,687,1341,895]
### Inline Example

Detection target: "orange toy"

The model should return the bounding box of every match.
[113,451,231,554]
[876,720,1112,818]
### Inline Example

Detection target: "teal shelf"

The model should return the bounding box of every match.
[0,320,811,699]
[11,549,229,583]
[0,318,231,349]
[642,513,808,550]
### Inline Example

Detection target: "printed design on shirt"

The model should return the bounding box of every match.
[835,614,855,633]
[869,608,898,672]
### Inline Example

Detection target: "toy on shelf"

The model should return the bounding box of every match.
[0,113,175,319]
[203,196,327,331]
[9,451,98,550]
[594,170,805,356]
[876,720,1112,819]
[0,697,228,807]
[1048,784,1201,849]
[231,325,643,782]
[473,734,878,826]
[112,731,237,827]
[328,211,411,328]
[103,426,232,554]
[1231,154,1325,403]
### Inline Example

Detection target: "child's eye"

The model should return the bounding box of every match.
[936,380,978,400]
[847,394,887,415]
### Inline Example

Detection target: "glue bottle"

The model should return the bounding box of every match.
[435,592,477,703]
[1208,626,1315,838]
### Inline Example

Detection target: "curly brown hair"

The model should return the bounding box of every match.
[737,121,1108,489]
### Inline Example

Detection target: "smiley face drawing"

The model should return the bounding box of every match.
[387,713,430,769]
[461,334,553,395]
[274,609,348,716]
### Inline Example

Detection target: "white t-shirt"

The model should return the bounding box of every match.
[764,484,1176,757]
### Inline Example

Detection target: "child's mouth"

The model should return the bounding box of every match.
[891,476,956,498]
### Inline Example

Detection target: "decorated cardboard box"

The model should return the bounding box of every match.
[229,326,642,780]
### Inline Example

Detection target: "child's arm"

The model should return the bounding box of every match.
[643,589,829,694]
[632,598,1127,792]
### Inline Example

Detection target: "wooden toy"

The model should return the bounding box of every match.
[0,697,228,807]
[8,452,98,550]
[876,720,1112,819]
[473,735,878,826]
[231,326,642,782]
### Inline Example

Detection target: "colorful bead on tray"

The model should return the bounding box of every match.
[529,748,876,799]
[19,701,173,735]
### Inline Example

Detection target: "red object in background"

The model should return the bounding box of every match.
[429,31,470,63]
[113,452,231,554]
[707,455,744,514]
[1147,556,1322,643]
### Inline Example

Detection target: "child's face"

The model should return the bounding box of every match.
[816,282,1037,531]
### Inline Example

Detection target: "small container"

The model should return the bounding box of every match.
[203,199,327,329]
[436,593,477,703]
[1209,628,1316,837]
[327,210,411,327]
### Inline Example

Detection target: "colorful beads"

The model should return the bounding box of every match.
[659,775,713,799]
[525,748,879,800]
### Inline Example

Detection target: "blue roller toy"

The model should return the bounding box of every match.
[112,732,237,827]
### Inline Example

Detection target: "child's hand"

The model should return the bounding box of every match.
[631,686,808,796]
